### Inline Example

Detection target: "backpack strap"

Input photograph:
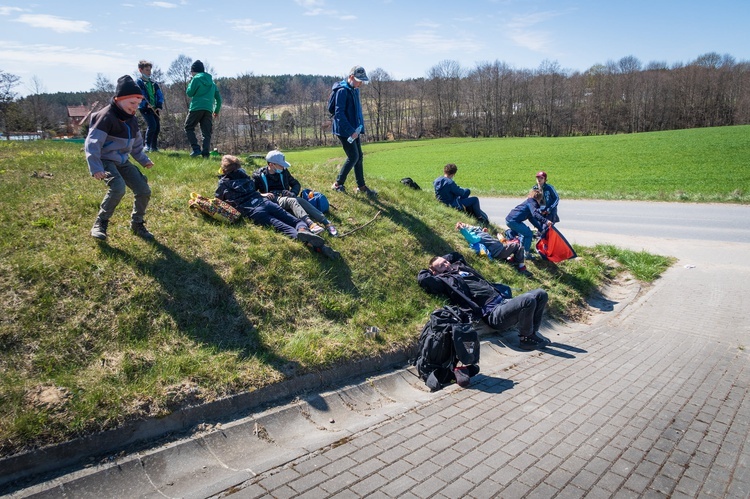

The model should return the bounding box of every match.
[261,173,269,193]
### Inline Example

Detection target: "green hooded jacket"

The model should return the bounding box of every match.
[186,72,222,113]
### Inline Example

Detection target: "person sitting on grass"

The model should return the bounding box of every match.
[215,155,340,260]
[434,163,489,225]
[418,252,550,350]
[252,150,338,237]
[505,188,553,260]
[455,222,531,277]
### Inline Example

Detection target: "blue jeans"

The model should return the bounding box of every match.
[98,160,151,223]
[506,220,534,252]
[139,108,160,150]
[457,197,488,223]
[335,135,365,188]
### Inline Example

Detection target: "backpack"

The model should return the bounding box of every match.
[413,305,480,391]
[300,188,330,213]
[400,177,422,190]
[327,85,344,117]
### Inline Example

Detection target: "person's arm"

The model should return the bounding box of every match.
[213,85,222,115]
[545,184,559,210]
[155,82,164,111]
[286,172,301,196]
[448,180,470,199]
[333,88,355,138]
[417,269,448,296]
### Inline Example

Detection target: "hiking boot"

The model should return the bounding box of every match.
[130,221,154,240]
[297,227,325,248]
[90,218,109,240]
[326,224,338,237]
[355,186,378,198]
[308,222,325,235]
[189,150,202,158]
[331,182,346,193]
[319,245,341,260]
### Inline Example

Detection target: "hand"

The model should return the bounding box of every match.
[144,162,154,169]
[546,221,553,227]
[92,171,107,180]
[281,190,295,198]
[351,131,359,141]
[154,108,161,117]
[262,193,275,201]
[455,222,466,230]
[213,113,219,118]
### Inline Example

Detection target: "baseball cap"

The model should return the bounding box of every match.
[349,65,369,82]
[536,171,547,179]
[266,150,290,168]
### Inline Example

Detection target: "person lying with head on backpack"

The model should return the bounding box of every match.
[455,222,531,277]
[216,155,340,260]
[252,150,338,237]
[417,252,550,350]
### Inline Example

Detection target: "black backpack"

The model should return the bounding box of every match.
[327,85,344,117]
[400,177,422,190]
[413,305,480,391]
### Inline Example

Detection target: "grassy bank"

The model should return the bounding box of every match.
[0,128,711,457]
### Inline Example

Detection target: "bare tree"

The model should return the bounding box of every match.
[0,69,21,139]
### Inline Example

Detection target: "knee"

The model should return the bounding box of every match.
[108,178,126,198]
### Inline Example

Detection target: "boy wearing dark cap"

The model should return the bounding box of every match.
[85,75,155,241]
[329,65,377,198]
[185,59,222,158]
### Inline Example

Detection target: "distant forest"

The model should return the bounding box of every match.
[1,52,748,153]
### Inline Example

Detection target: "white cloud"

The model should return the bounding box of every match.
[14,14,91,33]
[149,1,178,8]
[504,11,561,53]
[405,30,482,54]
[0,42,129,73]
[229,18,273,33]
[0,6,24,15]
[157,30,223,46]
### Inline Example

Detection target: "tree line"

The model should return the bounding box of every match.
[2,52,748,152]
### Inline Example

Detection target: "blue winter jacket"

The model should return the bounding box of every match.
[505,198,550,231]
[434,176,470,208]
[136,77,164,111]
[330,80,364,138]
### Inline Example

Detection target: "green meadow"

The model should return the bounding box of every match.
[2,126,743,457]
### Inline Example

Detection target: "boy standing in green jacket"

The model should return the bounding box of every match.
[184,60,222,158]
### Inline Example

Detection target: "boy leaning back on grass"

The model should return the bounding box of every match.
[86,75,155,241]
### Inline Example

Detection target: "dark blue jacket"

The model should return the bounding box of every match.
[215,169,266,216]
[136,78,164,111]
[331,80,364,138]
[434,176,470,208]
[506,198,550,231]
[252,166,301,197]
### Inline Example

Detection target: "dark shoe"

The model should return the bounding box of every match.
[319,245,341,260]
[130,221,154,240]
[517,266,533,278]
[297,227,325,248]
[189,150,202,158]
[524,251,537,261]
[519,333,549,350]
[331,182,346,193]
[356,186,378,198]
[466,365,480,377]
[90,218,108,240]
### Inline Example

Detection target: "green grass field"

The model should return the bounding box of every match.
[291,125,750,203]
[4,126,742,457]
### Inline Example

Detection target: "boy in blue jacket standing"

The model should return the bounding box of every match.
[86,75,155,241]
[185,60,222,158]
[136,60,164,152]
[330,65,377,197]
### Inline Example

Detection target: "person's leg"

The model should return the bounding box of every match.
[277,197,309,220]
[140,110,157,150]
[184,111,202,154]
[199,111,213,157]
[335,135,359,186]
[486,291,541,337]
[294,196,327,224]
[97,160,127,221]
[506,220,533,252]
[459,197,488,223]
[152,113,160,150]
[117,160,151,224]
[528,288,548,332]
[352,139,365,189]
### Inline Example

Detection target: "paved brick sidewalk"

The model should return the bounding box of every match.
[233,243,750,498]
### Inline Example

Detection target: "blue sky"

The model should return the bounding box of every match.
[1,0,749,96]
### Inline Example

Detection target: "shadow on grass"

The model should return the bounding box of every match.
[97,240,297,370]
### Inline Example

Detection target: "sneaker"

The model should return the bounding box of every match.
[517,266,533,277]
[519,333,549,350]
[319,245,341,260]
[524,251,537,261]
[297,227,325,248]
[143,146,150,153]
[90,218,108,240]
[308,222,325,235]
[355,186,378,198]
[189,150,202,158]
[331,182,346,193]
[130,221,154,240]
[326,224,338,237]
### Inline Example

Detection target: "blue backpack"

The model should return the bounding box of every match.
[301,189,329,213]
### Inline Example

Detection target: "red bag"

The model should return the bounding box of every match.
[536,226,577,263]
